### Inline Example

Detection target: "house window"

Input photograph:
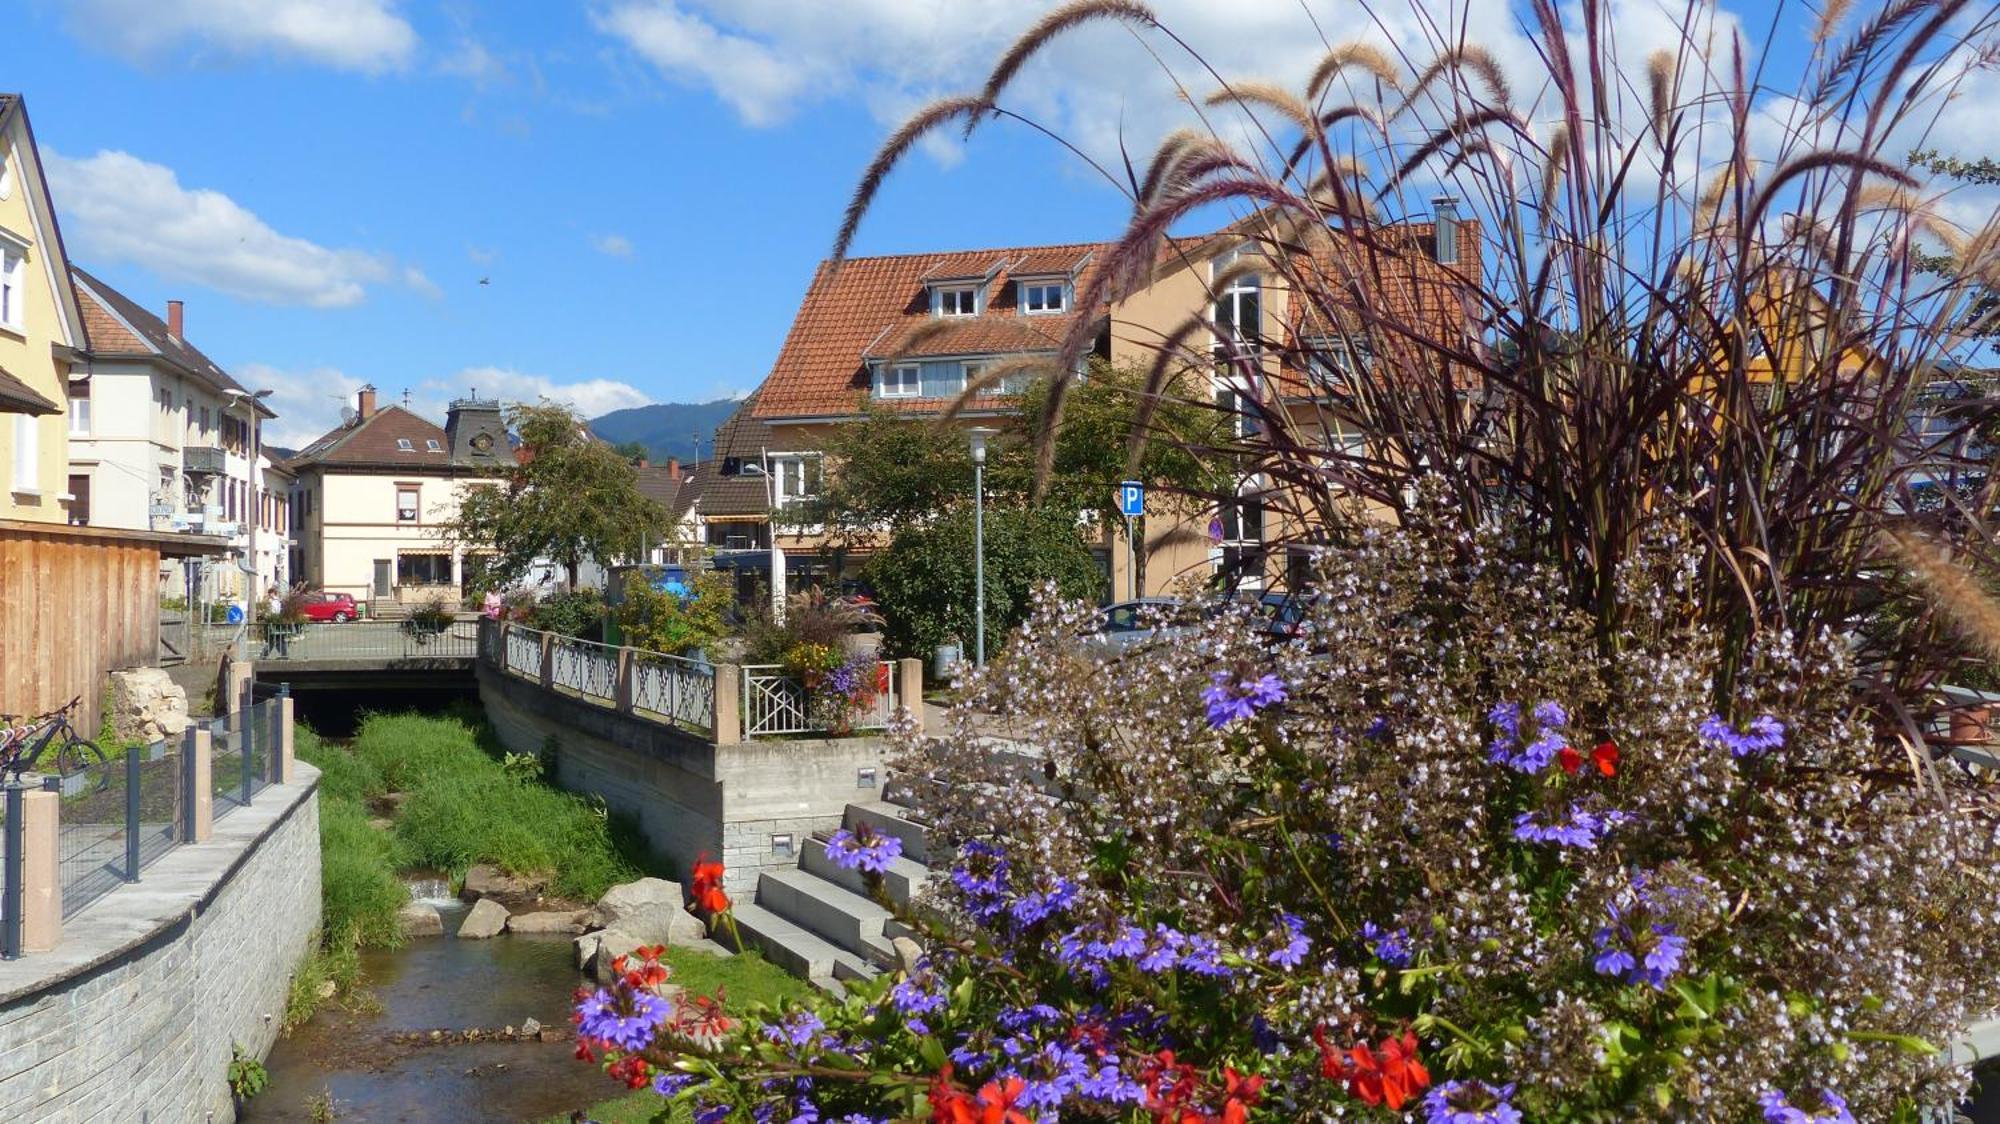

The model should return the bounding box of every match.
[1217,486,1265,586]
[1020,281,1066,314]
[11,414,37,492]
[771,455,821,506]
[1216,387,1261,438]
[880,364,920,398]
[0,242,23,332]
[1214,271,1261,351]
[961,360,987,394]
[66,473,90,525]
[396,552,452,585]
[935,285,978,317]
[425,438,442,452]
[198,406,211,438]
[1304,336,1368,383]
[68,381,90,436]
[396,437,414,452]
[396,484,420,522]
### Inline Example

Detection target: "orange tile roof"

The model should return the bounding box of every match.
[752,241,1113,421]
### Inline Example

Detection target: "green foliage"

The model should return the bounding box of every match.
[663,946,814,1013]
[283,937,362,1034]
[530,588,606,639]
[344,711,641,901]
[317,797,408,947]
[402,596,455,634]
[618,571,731,656]
[1908,149,1999,357]
[865,504,1105,657]
[610,439,651,462]
[226,1044,269,1102]
[741,587,878,664]
[446,402,667,588]
[501,750,545,783]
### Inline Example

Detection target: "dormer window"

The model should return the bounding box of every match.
[880,363,920,398]
[934,285,978,318]
[1020,281,1067,315]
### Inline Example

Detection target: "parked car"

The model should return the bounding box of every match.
[1082,597,1194,656]
[1246,590,1309,642]
[298,592,358,623]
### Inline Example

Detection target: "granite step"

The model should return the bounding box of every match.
[801,833,933,907]
[712,900,874,983]
[843,800,933,864]
[757,867,898,967]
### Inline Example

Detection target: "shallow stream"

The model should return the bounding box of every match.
[246,886,617,1123]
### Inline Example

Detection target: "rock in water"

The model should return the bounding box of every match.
[507,909,588,935]
[458,897,509,939]
[398,901,445,938]
[589,878,705,947]
[461,864,549,910]
[521,1018,542,1037]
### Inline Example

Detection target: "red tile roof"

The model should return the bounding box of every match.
[286,406,460,472]
[752,241,1113,421]
[71,267,265,411]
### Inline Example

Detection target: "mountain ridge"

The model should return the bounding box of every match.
[590,398,745,464]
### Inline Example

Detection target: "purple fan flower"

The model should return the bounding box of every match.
[1592,913,1688,990]
[575,987,672,1052]
[1137,925,1186,974]
[1700,713,1786,757]
[825,827,903,873]
[763,1010,826,1048]
[1758,1089,1856,1124]
[1267,912,1312,968]
[888,976,946,1017]
[1513,806,1619,850]
[653,1071,701,1097]
[1202,670,1289,728]
[1361,921,1413,967]
[1423,1080,1523,1124]
[1177,933,1233,978]
[1488,699,1569,773]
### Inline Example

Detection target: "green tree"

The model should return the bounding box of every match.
[445,403,666,589]
[610,439,651,463]
[1909,149,1999,357]
[864,504,1106,658]
[617,571,731,656]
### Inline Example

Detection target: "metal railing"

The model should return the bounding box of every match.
[632,652,717,737]
[741,662,897,739]
[209,697,279,820]
[255,618,479,662]
[51,740,185,920]
[550,636,620,704]
[483,622,719,739]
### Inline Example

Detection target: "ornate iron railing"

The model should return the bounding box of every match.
[741,662,896,739]
[482,622,718,739]
[633,653,717,736]
[550,636,620,704]
[505,625,543,679]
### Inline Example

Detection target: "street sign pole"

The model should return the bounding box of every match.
[1117,481,1144,600]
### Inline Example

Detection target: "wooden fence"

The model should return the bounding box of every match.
[0,521,216,734]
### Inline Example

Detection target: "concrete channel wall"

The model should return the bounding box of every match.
[0,765,322,1123]
[478,662,890,894]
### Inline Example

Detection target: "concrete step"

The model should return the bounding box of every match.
[832,956,882,984]
[713,900,873,983]
[757,868,898,966]
[844,800,933,864]
[801,834,933,907]
[809,976,847,999]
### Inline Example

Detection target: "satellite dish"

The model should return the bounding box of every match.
[340,406,358,425]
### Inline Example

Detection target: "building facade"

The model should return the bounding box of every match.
[67,268,286,609]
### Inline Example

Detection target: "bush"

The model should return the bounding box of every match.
[530,587,607,639]
[618,571,730,657]
[865,504,1105,658]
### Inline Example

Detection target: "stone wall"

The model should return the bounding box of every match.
[478,664,887,893]
[0,766,322,1123]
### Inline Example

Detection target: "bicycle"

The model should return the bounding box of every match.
[0,696,110,787]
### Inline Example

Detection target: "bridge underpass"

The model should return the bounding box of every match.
[240,619,480,736]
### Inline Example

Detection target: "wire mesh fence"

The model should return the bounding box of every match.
[52,756,126,920]
[209,700,277,821]
[133,739,183,872]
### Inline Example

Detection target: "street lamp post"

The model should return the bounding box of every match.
[968,427,995,667]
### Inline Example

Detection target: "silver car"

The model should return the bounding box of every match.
[1083,597,1194,656]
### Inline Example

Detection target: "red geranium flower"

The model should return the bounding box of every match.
[691,853,732,913]
[1218,1067,1265,1124]
[1592,738,1620,776]
[930,1067,1029,1124]
[1557,744,1583,774]
[1321,1030,1430,1110]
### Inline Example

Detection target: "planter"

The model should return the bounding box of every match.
[1952,704,1993,744]
[263,621,304,656]
[403,621,450,646]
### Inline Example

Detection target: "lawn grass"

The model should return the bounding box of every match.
[665,946,814,1013]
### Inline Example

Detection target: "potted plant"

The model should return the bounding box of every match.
[260,586,310,656]
[402,596,456,645]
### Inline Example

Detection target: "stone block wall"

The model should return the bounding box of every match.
[0,768,321,1123]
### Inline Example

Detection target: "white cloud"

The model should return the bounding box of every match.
[243,362,372,448]
[66,0,417,74]
[590,233,636,258]
[467,245,500,266]
[46,149,430,308]
[438,39,507,86]
[428,367,655,418]
[401,265,443,300]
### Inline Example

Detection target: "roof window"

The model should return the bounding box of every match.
[396,438,414,451]
[426,438,443,452]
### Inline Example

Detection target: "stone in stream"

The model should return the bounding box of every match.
[460,863,550,911]
[397,901,444,938]
[506,909,588,935]
[574,931,603,971]
[457,898,509,939]
[587,878,705,947]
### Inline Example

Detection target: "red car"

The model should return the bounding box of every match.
[299,592,358,623]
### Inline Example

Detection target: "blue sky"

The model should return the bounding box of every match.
[8,2,1993,445]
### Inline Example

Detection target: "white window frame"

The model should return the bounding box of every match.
[396,437,414,452]
[880,363,921,398]
[396,484,420,522]
[11,414,39,494]
[0,237,26,333]
[960,360,987,394]
[1215,476,1266,590]
[1020,280,1067,315]
[67,383,91,437]
[769,453,821,506]
[425,438,443,452]
[934,285,979,318]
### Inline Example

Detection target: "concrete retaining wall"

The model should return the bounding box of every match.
[0,765,322,1123]
[479,664,887,894]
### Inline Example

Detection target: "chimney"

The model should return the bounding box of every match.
[166,300,184,340]
[1432,195,1460,265]
[668,458,682,482]
[357,385,377,419]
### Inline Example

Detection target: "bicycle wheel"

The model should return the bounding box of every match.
[54,733,110,790]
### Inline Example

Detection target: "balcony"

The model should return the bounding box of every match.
[183,446,226,476]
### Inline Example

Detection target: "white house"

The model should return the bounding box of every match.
[67,267,286,610]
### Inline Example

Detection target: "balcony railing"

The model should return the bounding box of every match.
[254,618,479,661]
[183,446,226,476]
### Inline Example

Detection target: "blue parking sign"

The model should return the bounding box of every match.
[1117,480,1144,517]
